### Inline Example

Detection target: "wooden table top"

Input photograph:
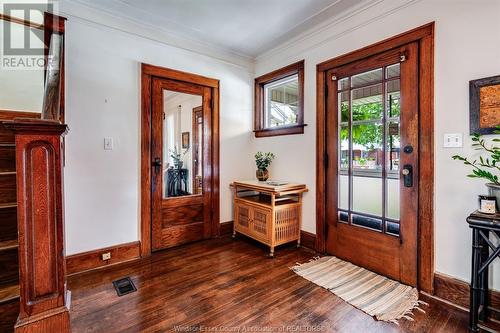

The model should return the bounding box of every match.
[232,180,308,194]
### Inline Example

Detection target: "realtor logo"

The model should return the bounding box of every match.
[1,1,54,70]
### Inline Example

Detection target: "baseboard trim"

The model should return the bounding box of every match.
[220,221,233,237]
[433,272,500,321]
[66,241,141,276]
[300,230,316,250]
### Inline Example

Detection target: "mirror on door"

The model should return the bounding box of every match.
[163,90,203,198]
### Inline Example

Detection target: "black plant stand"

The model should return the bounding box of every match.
[467,211,500,332]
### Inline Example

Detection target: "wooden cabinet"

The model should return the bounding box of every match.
[232,181,307,257]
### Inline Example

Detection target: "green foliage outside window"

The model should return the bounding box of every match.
[340,98,400,150]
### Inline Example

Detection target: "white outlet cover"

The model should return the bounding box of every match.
[104,137,114,150]
[443,133,463,148]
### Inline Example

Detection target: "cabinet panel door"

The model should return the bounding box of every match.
[235,202,251,233]
[251,206,271,242]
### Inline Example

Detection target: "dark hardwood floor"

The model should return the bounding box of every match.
[1,237,472,332]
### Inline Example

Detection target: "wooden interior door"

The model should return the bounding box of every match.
[151,78,213,251]
[325,42,419,286]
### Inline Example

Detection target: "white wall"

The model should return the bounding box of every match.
[63,16,254,255]
[0,20,44,112]
[254,0,500,289]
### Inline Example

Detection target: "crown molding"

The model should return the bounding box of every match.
[58,0,424,73]
[255,0,422,66]
[59,0,255,71]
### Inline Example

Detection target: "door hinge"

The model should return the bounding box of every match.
[324,152,329,169]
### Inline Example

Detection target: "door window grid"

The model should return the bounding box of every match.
[337,63,401,236]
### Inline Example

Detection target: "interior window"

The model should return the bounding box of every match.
[264,74,299,128]
[254,60,305,137]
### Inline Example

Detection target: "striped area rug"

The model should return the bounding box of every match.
[291,256,427,324]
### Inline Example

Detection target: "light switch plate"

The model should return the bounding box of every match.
[443,133,463,148]
[104,137,113,150]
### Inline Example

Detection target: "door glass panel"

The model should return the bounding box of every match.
[336,64,402,236]
[339,125,349,211]
[352,123,383,171]
[339,91,349,123]
[338,77,349,91]
[386,63,400,79]
[386,221,400,236]
[352,122,383,217]
[352,84,383,121]
[339,211,349,223]
[339,175,349,211]
[351,68,383,88]
[163,90,203,198]
[387,121,400,221]
[387,80,401,118]
[352,214,382,231]
[352,177,382,216]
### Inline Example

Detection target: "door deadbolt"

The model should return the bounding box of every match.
[402,165,413,187]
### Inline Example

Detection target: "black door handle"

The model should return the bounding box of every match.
[402,165,413,187]
[152,157,162,169]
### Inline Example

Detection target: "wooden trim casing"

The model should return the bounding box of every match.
[254,60,305,137]
[66,241,141,275]
[315,23,435,292]
[140,63,220,256]
[142,64,219,88]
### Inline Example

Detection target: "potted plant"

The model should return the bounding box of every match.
[170,146,188,169]
[452,126,500,208]
[255,151,275,181]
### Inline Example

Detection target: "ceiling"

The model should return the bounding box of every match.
[68,0,365,58]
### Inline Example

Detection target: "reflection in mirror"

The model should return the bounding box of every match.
[163,90,202,198]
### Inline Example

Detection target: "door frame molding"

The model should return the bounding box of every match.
[315,23,434,292]
[140,63,220,257]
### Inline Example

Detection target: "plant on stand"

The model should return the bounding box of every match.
[452,126,500,209]
[170,146,189,169]
[255,151,275,181]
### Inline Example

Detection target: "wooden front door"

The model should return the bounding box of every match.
[151,78,213,251]
[325,42,419,286]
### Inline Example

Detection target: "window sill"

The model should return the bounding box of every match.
[253,124,307,138]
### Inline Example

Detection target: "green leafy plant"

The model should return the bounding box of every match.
[255,152,275,171]
[170,146,189,167]
[340,101,399,150]
[452,126,500,185]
